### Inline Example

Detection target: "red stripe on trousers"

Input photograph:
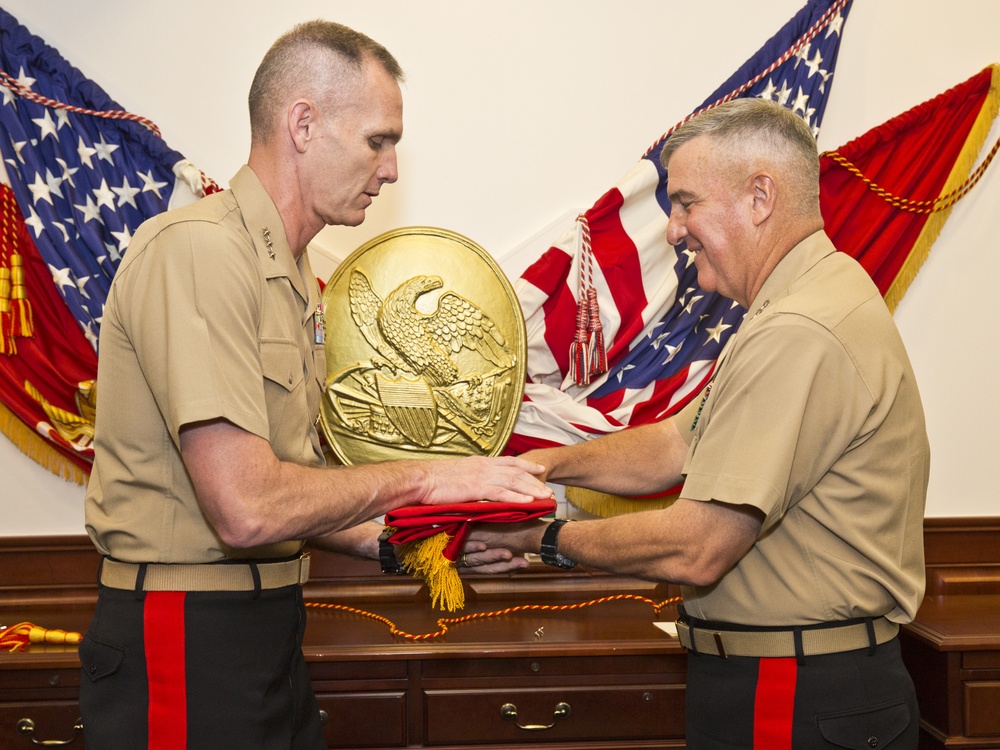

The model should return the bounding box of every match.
[754,657,797,749]
[144,591,187,750]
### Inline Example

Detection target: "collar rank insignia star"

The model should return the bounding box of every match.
[263,227,274,260]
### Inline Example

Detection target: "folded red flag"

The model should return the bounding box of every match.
[384,499,555,611]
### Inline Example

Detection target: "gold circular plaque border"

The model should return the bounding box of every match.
[319,226,527,465]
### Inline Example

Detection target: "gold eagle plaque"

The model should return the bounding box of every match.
[320,227,526,465]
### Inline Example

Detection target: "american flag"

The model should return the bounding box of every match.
[508,0,853,453]
[0,8,214,352]
[0,9,216,476]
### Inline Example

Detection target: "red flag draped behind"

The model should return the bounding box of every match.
[821,64,1000,312]
[0,183,97,480]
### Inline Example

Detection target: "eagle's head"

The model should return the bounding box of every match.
[399,275,443,305]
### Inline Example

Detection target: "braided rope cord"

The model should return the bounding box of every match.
[576,213,595,300]
[306,593,682,641]
[0,68,161,137]
[644,0,850,159]
[0,68,220,195]
[820,133,1000,213]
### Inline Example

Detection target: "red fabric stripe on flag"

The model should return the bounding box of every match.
[524,247,576,375]
[753,657,797,750]
[144,591,187,750]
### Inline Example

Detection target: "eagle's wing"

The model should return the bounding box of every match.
[349,268,389,355]
[429,292,514,368]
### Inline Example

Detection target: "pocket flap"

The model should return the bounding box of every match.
[79,635,125,683]
[817,700,910,749]
[260,338,302,392]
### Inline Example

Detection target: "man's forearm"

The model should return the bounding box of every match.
[528,419,688,497]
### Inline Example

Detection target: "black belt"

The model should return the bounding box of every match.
[99,555,310,592]
[675,615,898,658]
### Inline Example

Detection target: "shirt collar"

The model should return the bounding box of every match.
[229,165,311,305]
[746,230,836,317]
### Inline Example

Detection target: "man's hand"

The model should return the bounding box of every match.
[466,519,548,557]
[415,455,553,505]
[456,540,531,574]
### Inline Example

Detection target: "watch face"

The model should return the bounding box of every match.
[319,226,526,465]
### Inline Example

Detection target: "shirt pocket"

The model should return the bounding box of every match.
[260,338,303,392]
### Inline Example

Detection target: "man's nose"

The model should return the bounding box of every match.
[666,214,686,246]
[378,146,399,184]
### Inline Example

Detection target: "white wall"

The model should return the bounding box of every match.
[2,0,998,535]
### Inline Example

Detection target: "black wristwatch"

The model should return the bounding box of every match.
[539,519,576,569]
[378,529,406,575]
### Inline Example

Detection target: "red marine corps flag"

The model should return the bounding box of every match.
[820,64,1000,313]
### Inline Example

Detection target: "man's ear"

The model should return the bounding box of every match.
[288,99,316,154]
[749,173,776,226]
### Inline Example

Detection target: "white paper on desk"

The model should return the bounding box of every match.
[654,621,678,637]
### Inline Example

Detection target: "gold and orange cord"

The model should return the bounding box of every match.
[305,593,682,642]
[0,594,681,651]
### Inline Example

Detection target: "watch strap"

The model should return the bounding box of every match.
[539,518,576,569]
[378,529,407,575]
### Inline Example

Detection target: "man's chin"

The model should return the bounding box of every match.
[335,212,367,228]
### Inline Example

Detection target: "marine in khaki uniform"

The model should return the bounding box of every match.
[80,21,551,750]
[472,98,930,749]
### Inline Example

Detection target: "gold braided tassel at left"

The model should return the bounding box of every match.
[0,622,83,652]
[0,184,34,355]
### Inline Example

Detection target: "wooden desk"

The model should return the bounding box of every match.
[4,519,1000,749]
[899,594,1000,750]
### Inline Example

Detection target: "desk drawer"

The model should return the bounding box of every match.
[964,680,1000,737]
[424,684,684,745]
[316,690,406,748]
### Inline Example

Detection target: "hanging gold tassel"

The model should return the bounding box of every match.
[0,263,11,355]
[8,253,33,337]
[1,183,34,352]
[396,531,466,612]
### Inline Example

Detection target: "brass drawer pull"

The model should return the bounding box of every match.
[15,717,83,745]
[500,701,571,730]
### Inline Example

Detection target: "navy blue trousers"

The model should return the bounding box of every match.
[684,637,919,749]
[79,583,325,750]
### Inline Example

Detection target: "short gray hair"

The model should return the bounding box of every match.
[660,98,820,216]
[248,20,403,143]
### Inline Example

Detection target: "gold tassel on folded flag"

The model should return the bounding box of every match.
[394,530,467,612]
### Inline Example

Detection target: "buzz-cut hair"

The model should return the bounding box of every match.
[248,20,403,143]
[660,98,821,215]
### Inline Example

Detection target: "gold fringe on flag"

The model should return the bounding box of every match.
[0,400,89,485]
[566,485,677,518]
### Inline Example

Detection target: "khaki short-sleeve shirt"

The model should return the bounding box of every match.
[677,232,929,625]
[85,166,326,563]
